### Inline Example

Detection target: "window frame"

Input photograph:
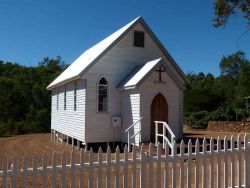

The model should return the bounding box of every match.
[97,77,109,113]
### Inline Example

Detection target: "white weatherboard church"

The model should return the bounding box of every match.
[47,17,189,147]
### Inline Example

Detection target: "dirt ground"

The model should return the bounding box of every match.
[0,130,247,187]
[0,130,248,166]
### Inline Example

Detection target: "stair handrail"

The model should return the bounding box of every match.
[130,129,141,139]
[125,116,143,132]
[154,121,176,149]
[125,117,143,152]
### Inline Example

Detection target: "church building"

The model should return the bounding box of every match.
[47,17,189,147]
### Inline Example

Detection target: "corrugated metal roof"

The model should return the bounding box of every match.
[123,58,162,89]
[47,17,141,90]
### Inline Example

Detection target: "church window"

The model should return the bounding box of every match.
[56,90,59,110]
[98,78,108,112]
[64,85,66,111]
[74,81,77,111]
[134,31,145,47]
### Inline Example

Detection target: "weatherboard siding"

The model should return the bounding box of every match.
[51,79,86,142]
[121,92,141,144]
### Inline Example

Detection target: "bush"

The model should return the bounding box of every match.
[186,111,208,129]
[0,122,10,136]
[14,121,27,135]
[206,107,233,121]
[237,109,250,121]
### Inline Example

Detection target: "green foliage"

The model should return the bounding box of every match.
[0,57,67,136]
[185,51,250,129]
[186,111,208,129]
[206,107,234,121]
[237,109,250,120]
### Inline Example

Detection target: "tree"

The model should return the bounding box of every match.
[0,57,68,136]
[219,51,248,81]
[184,72,224,112]
[236,62,250,105]
[213,0,250,27]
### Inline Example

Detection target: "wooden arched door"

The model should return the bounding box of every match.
[150,93,168,142]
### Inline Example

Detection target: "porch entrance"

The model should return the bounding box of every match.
[150,93,168,142]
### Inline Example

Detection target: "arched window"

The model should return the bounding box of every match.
[98,78,108,112]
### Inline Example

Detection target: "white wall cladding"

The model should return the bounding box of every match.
[51,79,86,142]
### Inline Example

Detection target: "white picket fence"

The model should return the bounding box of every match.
[0,135,250,187]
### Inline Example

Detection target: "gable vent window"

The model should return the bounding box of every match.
[134,31,145,48]
[98,77,108,112]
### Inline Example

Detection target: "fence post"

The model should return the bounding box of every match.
[128,131,130,152]
[72,137,74,148]
[155,122,158,147]
[56,132,59,143]
[163,125,165,149]
[246,139,250,187]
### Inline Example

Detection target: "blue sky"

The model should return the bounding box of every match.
[0,0,249,76]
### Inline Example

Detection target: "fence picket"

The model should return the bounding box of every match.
[237,135,242,188]
[0,135,249,188]
[140,144,146,188]
[97,147,103,188]
[115,146,120,188]
[32,154,38,187]
[79,149,84,188]
[10,155,18,188]
[123,145,128,188]
[224,136,228,188]
[246,136,250,187]
[209,138,214,188]
[88,148,93,188]
[179,140,184,188]
[194,139,200,188]
[51,152,57,188]
[231,136,235,188]
[157,143,162,188]
[244,134,249,187]
[202,138,207,188]
[187,139,192,188]
[164,143,169,188]
[216,137,221,188]
[106,146,111,188]
[61,151,66,188]
[132,146,137,188]
[172,141,177,188]
[148,143,153,188]
[42,153,48,188]
[2,154,7,188]
[22,154,28,188]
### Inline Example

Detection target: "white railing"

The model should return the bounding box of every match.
[0,135,250,187]
[155,121,176,149]
[125,117,143,152]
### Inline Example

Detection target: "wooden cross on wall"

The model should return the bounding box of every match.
[155,65,165,82]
